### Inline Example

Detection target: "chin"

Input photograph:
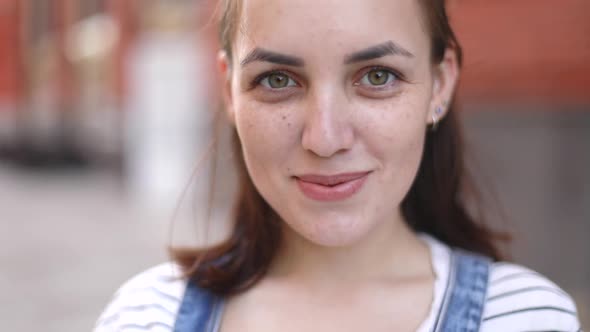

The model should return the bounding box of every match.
[284,211,376,247]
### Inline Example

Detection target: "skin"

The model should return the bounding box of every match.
[218,0,459,331]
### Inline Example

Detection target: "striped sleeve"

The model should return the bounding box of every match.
[481,262,582,332]
[93,263,187,332]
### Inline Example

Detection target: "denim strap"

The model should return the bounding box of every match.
[434,249,491,332]
[173,280,224,332]
[174,249,490,332]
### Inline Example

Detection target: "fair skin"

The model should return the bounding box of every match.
[218,0,459,331]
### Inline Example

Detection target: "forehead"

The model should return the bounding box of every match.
[236,0,430,61]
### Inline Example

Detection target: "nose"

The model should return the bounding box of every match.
[301,88,354,158]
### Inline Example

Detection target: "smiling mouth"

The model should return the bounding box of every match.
[294,171,371,201]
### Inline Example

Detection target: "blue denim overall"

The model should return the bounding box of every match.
[173,249,491,332]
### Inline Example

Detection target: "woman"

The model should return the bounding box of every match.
[95,0,582,331]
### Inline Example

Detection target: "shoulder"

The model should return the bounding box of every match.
[93,262,188,332]
[481,261,581,332]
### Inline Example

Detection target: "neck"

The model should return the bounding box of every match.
[268,212,432,288]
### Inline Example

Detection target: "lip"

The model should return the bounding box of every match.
[294,171,371,202]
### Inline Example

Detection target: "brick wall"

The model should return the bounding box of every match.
[450,0,590,104]
[0,1,20,102]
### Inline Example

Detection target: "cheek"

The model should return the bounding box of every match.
[360,96,428,160]
[234,99,299,177]
[356,94,429,201]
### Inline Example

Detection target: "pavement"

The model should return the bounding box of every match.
[0,165,172,331]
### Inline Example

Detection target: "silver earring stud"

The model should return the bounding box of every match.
[431,106,443,131]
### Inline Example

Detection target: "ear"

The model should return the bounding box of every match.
[427,48,460,125]
[218,50,236,125]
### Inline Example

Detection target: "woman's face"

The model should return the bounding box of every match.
[221,0,458,247]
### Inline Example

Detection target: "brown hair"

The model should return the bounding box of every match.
[172,0,508,296]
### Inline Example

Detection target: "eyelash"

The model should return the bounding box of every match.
[356,66,402,88]
[249,66,404,90]
[250,70,298,89]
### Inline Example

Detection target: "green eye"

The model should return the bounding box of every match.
[360,69,396,86]
[260,73,296,89]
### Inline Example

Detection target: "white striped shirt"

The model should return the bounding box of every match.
[94,236,582,332]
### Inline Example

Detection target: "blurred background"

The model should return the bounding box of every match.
[0,0,588,330]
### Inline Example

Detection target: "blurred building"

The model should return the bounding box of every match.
[450,0,590,105]
[0,0,218,168]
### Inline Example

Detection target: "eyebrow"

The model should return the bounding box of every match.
[344,41,414,64]
[240,48,304,67]
[239,40,413,68]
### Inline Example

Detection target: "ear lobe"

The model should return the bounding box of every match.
[217,50,236,125]
[427,48,460,125]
